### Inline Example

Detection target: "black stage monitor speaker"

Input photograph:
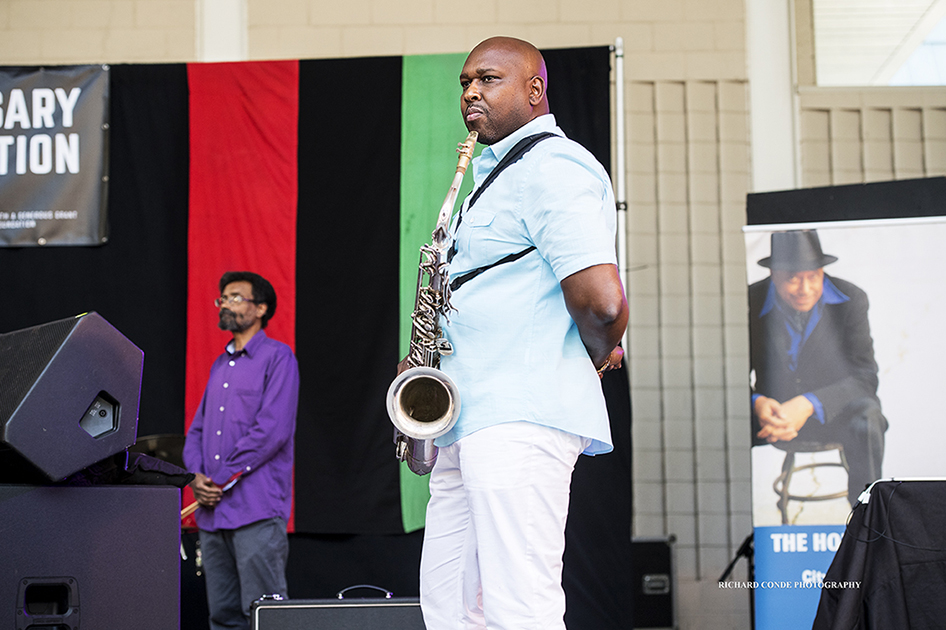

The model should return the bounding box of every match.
[0,485,180,629]
[251,597,425,630]
[0,312,143,480]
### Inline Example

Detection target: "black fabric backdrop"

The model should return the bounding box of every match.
[294,55,405,535]
[0,48,632,629]
[812,480,946,629]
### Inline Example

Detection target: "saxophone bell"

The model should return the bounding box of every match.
[386,366,461,440]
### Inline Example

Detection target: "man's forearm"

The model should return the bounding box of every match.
[561,264,628,367]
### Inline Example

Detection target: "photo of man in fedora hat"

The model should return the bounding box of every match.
[749,229,888,507]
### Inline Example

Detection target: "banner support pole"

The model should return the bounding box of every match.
[613,37,629,352]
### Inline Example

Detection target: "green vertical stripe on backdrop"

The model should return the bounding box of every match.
[398,52,479,532]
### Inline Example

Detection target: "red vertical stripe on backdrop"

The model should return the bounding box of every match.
[184,60,299,531]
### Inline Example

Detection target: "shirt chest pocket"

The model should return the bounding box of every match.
[233,388,263,426]
[467,211,495,228]
[458,211,496,260]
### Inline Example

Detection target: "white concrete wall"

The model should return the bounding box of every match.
[0,0,197,62]
[628,77,752,629]
[798,86,946,185]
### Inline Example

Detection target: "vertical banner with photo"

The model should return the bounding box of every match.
[745,215,946,629]
[0,65,109,247]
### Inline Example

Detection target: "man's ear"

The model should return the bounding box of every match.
[256,302,268,320]
[529,75,546,106]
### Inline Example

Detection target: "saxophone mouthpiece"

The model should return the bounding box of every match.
[456,131,477,175]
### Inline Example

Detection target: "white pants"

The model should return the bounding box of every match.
[420,422,589,630]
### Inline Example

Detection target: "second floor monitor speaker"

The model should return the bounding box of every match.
[0,312,143,481]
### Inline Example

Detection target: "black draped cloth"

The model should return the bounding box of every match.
[812,480,946,629]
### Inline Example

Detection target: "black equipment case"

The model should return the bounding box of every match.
[632,536,677,629]
[250,595,425,630]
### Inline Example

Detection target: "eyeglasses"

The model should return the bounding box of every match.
[214,295,258,308]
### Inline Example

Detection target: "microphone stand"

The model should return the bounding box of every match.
[719,533,755,630]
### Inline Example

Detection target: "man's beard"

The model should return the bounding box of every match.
[218,309,246,332]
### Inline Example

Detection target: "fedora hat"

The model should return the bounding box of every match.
[757,230,838,271]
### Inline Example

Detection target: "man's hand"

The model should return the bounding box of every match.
[754,395,782,426]
[190,472,223,508]
[755,395,814,443]
[396,356,411,376]
[597,345,624,377]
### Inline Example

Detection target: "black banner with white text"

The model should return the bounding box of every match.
[0,65,109,246]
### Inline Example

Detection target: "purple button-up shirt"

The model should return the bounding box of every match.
[183,330,299,532]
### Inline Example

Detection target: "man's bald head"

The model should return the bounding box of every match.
[459,37,550,145]
[468,37,548,85]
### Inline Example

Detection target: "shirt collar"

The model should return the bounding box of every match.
[759,273,850,317]
[821,276,849,304]
[225,329,268,357]
[478,114,561,168]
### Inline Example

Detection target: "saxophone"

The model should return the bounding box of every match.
[386,130,478,475]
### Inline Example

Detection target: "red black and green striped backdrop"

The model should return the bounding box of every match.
[0,48,631,627]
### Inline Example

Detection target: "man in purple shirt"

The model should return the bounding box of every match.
[183,271,299,630]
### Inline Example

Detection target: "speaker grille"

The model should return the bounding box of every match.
[0,316,78,426]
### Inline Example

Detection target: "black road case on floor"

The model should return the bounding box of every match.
[251,596,424,630]
[632,536,677,629]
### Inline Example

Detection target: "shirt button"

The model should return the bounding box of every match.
[223,382,229,388]
[229,360,236,367]
[245,466,252,472]
[216,430,222,436]
[214,454,220,460]
[219,406,225,412]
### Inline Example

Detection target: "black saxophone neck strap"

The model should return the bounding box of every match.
[449,246,537,292]
[449,131,557,292]
[465,131,558,212]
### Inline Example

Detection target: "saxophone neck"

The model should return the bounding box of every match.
[431,131,477,249]
[432,174,465,249]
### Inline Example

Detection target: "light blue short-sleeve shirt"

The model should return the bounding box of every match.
[436,114,617,455]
